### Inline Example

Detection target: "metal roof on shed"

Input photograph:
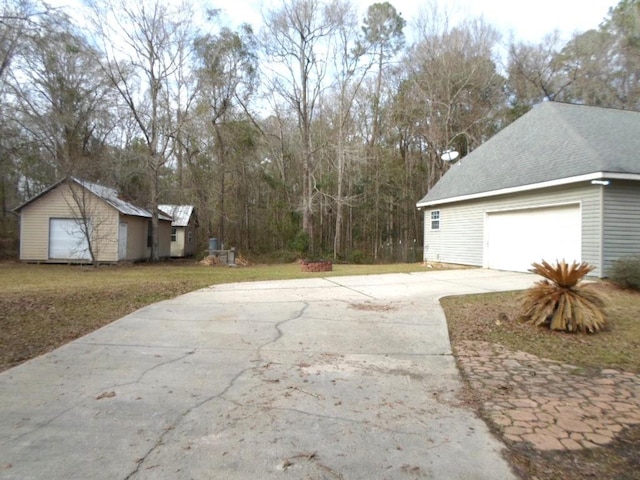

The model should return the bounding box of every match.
[158,205,195,227]
[15,177,172,221]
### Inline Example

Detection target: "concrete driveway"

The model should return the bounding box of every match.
[0,269,536,480]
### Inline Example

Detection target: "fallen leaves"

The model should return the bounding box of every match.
[95,391,117,400]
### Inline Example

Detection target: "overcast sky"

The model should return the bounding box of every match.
[51,0,617,45]
[220,0,616,44]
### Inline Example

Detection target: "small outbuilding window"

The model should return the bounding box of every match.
[430,210,440,230]
[171,227,177,242]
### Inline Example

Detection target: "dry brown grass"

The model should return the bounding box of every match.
[442,282,640,372]
[0,260,429,371]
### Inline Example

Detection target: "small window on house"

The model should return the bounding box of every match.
[187,231,193,243]
[171,227,177,242]
[430,210,440,230]
[147,220,152,248]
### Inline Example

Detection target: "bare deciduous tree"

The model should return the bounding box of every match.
[0,0,49,81]
[88,0,196,261]
[326,1,372,258]
[261,0,344,254]
[361,1,405,259]
[62,178,118,267]
[507,31,576,107]
[193,24,257,249]
[8,12,113,179]
[407,16,505,188]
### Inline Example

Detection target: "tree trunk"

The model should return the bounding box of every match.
[300,36,313,253]
[215,125,226,249]
[150,166,160,262]
[333,124,344,259]
[370,49,384,261]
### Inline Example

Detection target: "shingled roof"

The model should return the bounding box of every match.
[417,102,640,207]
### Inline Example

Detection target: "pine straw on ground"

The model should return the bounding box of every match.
[442,282,640,480]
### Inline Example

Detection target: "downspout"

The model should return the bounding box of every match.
[598,182,605,278]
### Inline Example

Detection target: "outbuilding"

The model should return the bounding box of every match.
[416,102,640,277]
[158,204,198,258]
[14,177,172,263]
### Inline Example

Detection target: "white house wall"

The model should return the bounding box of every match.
[602,180,640,275]
[422,183,603,275]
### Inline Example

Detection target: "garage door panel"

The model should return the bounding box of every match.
[486,205,581,272]
[49,218,90,260]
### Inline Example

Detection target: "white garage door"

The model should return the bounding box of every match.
[49,218,90,260]
[485,204,581,273]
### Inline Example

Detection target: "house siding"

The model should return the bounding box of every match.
[423,203,483,266]
[184,221,196,257]
[122,216,171,261]
[423,183,603,275]
[18,180,172,263]
[602,180,640,275]
[19,183,119,262]
[120,215,149,261]
[169,219,196,257]
[170,226,196,257]
[158,220,171,258]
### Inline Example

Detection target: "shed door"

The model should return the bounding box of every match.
[49,218,90,260]
[485,204,581,273]
[118,223,128,261]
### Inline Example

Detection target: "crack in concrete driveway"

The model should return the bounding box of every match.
[0,269,537,479]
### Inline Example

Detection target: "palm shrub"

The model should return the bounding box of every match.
[520,260,607,333]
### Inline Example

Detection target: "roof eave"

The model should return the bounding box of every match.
[12,177,69,213]
[14,177,164,221]
[416,172,640,208]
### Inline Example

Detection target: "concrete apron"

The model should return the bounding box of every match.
[0,269,537,480]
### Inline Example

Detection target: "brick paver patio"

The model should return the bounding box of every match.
[456,341,640,451]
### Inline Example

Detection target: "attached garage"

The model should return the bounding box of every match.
[484,204,582,272]
[417,103,640,278]
[48,218,90,260]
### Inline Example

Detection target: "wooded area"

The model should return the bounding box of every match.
[1,0,639,262]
